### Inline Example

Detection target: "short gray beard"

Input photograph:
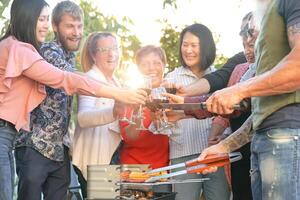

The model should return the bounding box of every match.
[253,0,271,31]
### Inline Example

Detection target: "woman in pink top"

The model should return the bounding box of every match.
[0,0,146,199]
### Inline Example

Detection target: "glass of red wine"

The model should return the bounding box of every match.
[162,77,177,95]
[135,75,152,131]
[149,87,176,134]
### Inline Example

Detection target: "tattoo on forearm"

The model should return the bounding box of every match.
[220,115,253,152]
[287,22,300,48]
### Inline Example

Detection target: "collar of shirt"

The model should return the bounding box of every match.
[176,65,215,77]
[91,65,120,87]
[41,39,75,65]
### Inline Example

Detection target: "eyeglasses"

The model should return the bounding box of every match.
[96,46,120,53]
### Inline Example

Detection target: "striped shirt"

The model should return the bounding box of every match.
[166,66,215,159]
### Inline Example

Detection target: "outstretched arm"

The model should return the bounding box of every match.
[178,52,246,96]
[206,22,300,114]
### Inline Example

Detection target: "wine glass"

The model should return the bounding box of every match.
[150,87,176,134]
[135,75,152,131]
[118,84,136,125]
[162,77,177,95]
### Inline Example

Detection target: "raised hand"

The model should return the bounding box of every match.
[116,88,147,105]
[205,85,245,115]
[162,93,184,104]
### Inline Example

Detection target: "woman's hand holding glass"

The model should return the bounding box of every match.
[161,77,177,95]
[162,93,184,104]
[120,76,151,124]
[160,89,187,123]
[114,88,147,105]
[150,87,176,134]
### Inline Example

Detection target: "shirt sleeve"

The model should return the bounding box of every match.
[3,41,44,89]
[203,52,246,92]
[77,95,115,128]
[278,0,300,28]
[23,59,104,97]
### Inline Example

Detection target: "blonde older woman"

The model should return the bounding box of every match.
[72,32,122,181]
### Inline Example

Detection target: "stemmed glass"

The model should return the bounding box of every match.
[162,77,177,95]
[118,105,136,125]
[118,84,136,125]
[135,75,152,131]
[150,87,175,134]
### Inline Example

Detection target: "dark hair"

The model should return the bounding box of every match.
[0,0,49,50]
[179,23,216,70]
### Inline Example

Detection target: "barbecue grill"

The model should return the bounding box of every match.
[86,164,177,200]
[86,153,242,199]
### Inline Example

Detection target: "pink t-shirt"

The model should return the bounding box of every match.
[0,37,103,131]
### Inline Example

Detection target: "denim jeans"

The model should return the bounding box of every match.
[251,128,300,200]
[171,154,230,200]
[0,124,16,200]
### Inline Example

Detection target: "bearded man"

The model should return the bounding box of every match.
[197,0,300,199]
[14,1,84,200]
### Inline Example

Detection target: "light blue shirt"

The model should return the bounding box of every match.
[166,66,215,159]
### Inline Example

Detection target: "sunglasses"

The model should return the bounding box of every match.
[247,28,255,38]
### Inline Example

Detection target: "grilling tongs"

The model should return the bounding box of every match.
[145,152,242,183]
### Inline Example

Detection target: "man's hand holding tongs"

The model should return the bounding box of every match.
[197,143,230,174]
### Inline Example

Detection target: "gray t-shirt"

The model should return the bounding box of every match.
[258,0,300,131]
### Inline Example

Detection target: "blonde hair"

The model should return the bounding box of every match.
[80,32,117,72]
[52,1,83,26]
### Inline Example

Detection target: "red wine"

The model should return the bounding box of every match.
[165,87,176,94]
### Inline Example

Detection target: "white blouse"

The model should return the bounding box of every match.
[72,66,121,179]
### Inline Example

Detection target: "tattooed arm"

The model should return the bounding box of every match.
[219,115,253,152]
[197,115,253,166]
[205,22,300,114]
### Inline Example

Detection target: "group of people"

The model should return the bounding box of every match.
[0,0,299,200]
[0,0,147,199]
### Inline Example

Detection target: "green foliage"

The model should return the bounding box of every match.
[159,22,229,72]
[0,0,10,36]
[163,0,178,9]
[79,0,141,64]
[159,20,181,72]
[160,0,228,70]
[214,53,228,69]
[212,33,228,68]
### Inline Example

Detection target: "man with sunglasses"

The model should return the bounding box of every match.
[198,0,300,199]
